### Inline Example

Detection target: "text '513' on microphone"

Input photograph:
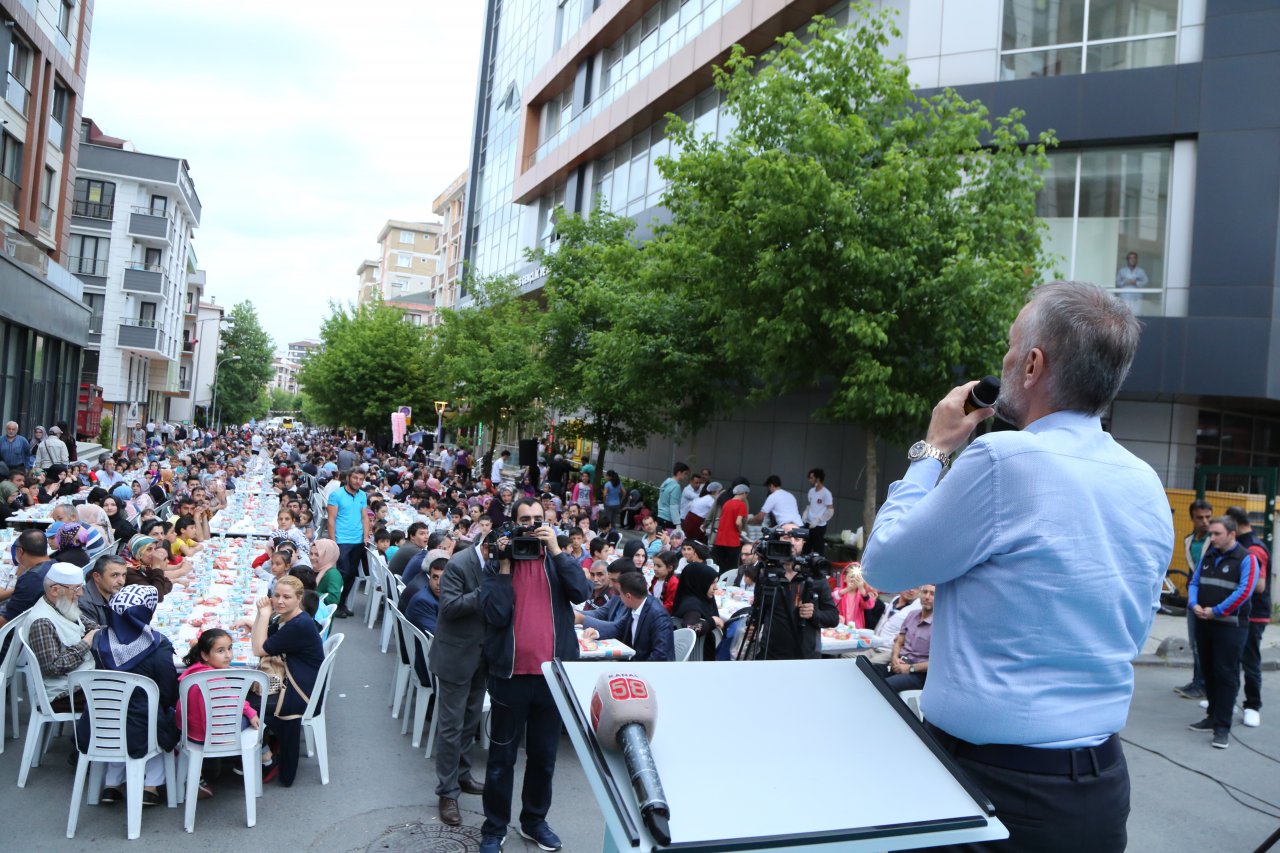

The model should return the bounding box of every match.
[591,672,672,846]
[964,376,1001,414]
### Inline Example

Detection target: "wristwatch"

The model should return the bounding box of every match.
[907,440,950,469]
[909,664,916,674]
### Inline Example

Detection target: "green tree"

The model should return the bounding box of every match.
[428,274,547,462]
[297,299,439,439]
[213,301,274,427]
[655,9,1052,532]
[529,206,737,479]
[268,387,302,413]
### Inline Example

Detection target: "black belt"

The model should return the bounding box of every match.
[925,722,1122,778]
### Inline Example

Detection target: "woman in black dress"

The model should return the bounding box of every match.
[671,563,724,661]
[250,574,324,787]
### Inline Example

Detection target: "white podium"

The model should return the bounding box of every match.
[543,656,1007,852]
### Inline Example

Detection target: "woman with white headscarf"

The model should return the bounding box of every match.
[75,584,179,805]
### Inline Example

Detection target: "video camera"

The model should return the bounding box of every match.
[496,521,547,561]
[754,526,832,580]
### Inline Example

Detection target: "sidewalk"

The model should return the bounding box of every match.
[1139,611,1279,669]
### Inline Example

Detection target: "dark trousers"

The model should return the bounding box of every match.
[913,746,1130,852]
[1186,609,1205,689]
[434,662,488,799]
[1242,621,1267,712]
[336,542,363,608]
[1195,618,1248,733]
[482,674,561,839]
[803,524,827,556]
[265,714,303,788]
[884,670,926,693]
[712,544,740,573]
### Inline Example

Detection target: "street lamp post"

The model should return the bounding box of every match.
[434,400,447,446]
[210,354,241,434]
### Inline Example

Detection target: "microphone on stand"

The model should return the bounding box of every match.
[590,673,672,846]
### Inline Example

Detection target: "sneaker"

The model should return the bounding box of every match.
[520,823,563,852]
[478,835,505,853]
[334,606,353,619]
[1243,709,1261,727]
[1188,717,1214,733]
[1199,699,1209,709]
[198,780,214,800]
[99,786,123,804]
[1174,683,1206,700]
[262,761,280,784]
[1212,731,1229,749]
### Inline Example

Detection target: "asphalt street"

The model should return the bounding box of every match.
[2,592,1277,852]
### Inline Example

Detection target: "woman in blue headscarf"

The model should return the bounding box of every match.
[75,584,180,805]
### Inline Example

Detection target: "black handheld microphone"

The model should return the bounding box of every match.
[964,376,1001,414]
[590,673,671,846]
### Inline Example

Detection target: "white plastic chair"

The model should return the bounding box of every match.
[899,689,924,721]
[301,633,344,785]
[0,610,31,749]
[387,603,413,717]
[395,608,436,748]
[380,574,404,654]
[672,627,697,662]
[176,668,268,832]
[16,619,79,787]
[315,602,336,641]
[365,546,388,628]
[66,670,178,840]
[349,549,371,606]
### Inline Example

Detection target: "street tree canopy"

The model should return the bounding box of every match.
[654,9,1053,531]
[298,299,438,439]
[214,301,274,427]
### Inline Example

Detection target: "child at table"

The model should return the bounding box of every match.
[650,550,680,614]
[177,629,268,795]
[255,548,293,595]
[834,564,877,628]
[171,515,204,558]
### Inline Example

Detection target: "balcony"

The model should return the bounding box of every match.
[49,117,64,150]
[117,319,160,353]
[72,199,114,221]
[0,175,18,211]
[4,73,29,116]
[122,262,165,295]
[181,339,194,357]
[128,206,172,243]
[68,256,108,289]
[88,314,103,348]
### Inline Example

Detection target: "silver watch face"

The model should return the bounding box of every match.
[907,440,928,461]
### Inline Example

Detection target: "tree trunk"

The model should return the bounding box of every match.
[594,441,608,499]
[862,428,878,544]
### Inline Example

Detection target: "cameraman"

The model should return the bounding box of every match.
[755,524,838,659]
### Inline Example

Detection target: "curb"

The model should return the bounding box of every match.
[1135,653,1280,671]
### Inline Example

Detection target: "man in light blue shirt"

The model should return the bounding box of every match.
[656,462,689,529]
[325,468,370,618]
[863,281,1173,852]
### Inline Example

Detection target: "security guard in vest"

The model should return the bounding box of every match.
[1187,515,1258,748]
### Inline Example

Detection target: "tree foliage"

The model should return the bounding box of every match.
[268,387,303,413]
[654,9,1053,529]
[297,299,437,438]
[427,275,547,456]
[213,301,274,427]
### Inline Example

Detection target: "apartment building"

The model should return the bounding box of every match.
[0,0,94,436]
[269,356,299,394]
[285,338,319,366]
[70,120,202,443]
[463,0,1280,519]
[431,169,467,312]
[169,263,222,427]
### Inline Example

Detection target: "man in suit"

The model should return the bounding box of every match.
[583,570,675,662]
[428,532,494,826]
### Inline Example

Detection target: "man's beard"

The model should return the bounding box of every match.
[53,595,81,621]
[994,365,1027,427]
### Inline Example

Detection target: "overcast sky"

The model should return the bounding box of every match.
[83,0,485,349]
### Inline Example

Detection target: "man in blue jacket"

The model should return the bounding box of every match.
[478,498,591,853]
[582,570,674,661]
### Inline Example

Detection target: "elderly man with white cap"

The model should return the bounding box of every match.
[26,561,99,711]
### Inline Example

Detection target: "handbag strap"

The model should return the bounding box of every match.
[272,658,312,721]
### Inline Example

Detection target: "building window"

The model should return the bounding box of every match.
[49,84,69,149]
[150,195,168,216]
[396,253,411,267]
[0,133,22,210]
[1001,0,1179,80]
[58,1,75,37]
[39,167,55,230]
[1037,145,1171,316]
[74,178,115,219]
[399,229,415,244]
[70,234,109,276]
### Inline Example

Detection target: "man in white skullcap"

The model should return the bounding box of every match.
[26,562,99,711]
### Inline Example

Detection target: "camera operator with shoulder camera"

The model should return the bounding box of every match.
[746,523,838,660]
[478,497,591,852]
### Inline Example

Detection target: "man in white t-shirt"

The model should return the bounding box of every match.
[679,472,704,520]
[803,467,835,556]
[751,475,802,528]
[490,449,509,485]
[250,432,263,455]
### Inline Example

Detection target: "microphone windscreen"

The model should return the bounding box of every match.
[590,672,658,746]
[966,375,1001,413]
